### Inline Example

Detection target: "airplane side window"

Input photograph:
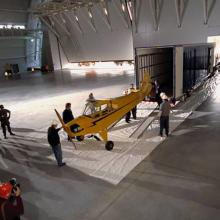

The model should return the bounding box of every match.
[70,124,81,133]
[101,104,107,111]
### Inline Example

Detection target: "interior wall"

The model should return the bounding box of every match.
[133,0,220,48]
[0,0,30,74]
[48,30,68,70]
[0,0,29,24]
[0,39,26,74]
[41,30,53,68]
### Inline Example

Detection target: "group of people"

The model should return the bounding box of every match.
[0,84,172,219]
[47,102,75,167]
[124,80,172,137]
[0,178,24,220]
[47,93,99,167]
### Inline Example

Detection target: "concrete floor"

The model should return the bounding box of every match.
[1,71,220,220]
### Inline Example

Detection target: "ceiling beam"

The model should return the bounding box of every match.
[0,8,29,13]
[203,0,216,25]
[64,12,83,34]
[52,15,71,36]
[112,0,130,28]
[131,0,142,33]
[39,16,60,38]
[150,0,163,31]
[99,0,112,31]
[175,0,189,28]
[86,7,97,32]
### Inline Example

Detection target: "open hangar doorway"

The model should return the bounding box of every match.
[134,44,214,99]
[135,47,174,98]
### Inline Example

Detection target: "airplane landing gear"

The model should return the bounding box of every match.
[105,141,114,151]
[76,136,84,141]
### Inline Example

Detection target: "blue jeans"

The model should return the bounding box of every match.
[52,144,63,165]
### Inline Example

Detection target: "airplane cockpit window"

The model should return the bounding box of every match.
[83,103,96,116]
[83,103,110,117]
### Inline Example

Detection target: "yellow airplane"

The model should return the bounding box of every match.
[55,73,152,151]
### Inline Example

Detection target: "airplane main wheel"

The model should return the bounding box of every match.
[105,141,114,151]
[76,135,84,141]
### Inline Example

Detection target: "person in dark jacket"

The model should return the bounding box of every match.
[129,84,137,119]
[158,93,171,137]
[62,103,74,141]
[62,103,74,124]
[47,121,66,167]
[0,105,15,139]
[0,181,24,220]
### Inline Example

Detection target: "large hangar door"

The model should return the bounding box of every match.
[135,47,174,96]
[183,45,213,92]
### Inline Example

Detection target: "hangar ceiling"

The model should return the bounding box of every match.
[31,0,218,63]
[34,0,218,34]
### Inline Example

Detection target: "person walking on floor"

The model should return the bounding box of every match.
[47,121,66,167]
[62,103,74,141]
[0,105,15,139]
[158,93,171,137]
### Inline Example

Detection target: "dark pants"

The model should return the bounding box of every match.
[52,144,63,165]
[1,121,12,137]
[125,111,131,123]
[160,116,169,136]
[131,106,137,119]
[156,93,162,106]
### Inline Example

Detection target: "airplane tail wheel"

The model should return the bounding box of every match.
[105,141,114,151]
[76,135,84,141]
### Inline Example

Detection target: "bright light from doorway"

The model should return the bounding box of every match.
[208,35,220,64]
[63,61,134,74]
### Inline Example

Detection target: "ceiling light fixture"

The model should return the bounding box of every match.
[121,3,125,12]
[104,8,108,15]
[88,12,93,18]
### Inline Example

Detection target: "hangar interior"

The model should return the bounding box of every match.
[1,0,220,220]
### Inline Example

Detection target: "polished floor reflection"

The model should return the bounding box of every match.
[0,69,134,104]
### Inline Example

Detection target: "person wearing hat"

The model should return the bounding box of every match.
[158,93,171,137]
[0,105,15,139]
[86,93,97,114]
[47,121,66,167]
[0,180,24,220]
